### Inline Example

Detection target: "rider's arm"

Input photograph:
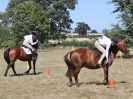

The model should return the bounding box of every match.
[30,40,38,45]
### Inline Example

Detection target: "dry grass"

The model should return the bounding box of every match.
[0,47,133,99]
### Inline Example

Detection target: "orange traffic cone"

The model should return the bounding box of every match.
[109,79,115,88]
[44,68,51,77]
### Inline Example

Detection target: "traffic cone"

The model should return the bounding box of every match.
[44,68,51,77]
[109,79,115,88]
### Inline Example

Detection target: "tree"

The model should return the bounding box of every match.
[74,22,91,36]
[45,0,77,37]
[0,22,16,48]
[111,0,133,46]
[3,0,78,45]
[91,30,98,33]
[11,1,49,43]
[103,24,125,38]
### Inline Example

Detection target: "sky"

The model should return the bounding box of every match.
[0,0,118,33]
[0,0,9,12]
[70,0,118,33]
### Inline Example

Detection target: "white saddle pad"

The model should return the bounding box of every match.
[22,47,32,54]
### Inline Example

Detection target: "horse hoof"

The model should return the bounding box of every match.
[67,82,73,87]
[4,74,7,77]
[34,72,36,75]
[24,71,29,75]
[14,74,17,76]
[104,82,109,85]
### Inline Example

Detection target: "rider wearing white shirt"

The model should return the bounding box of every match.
[23,31,38,59]
[23,31,38,51]
[95,35,112,67]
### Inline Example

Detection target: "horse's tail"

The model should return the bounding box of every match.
[64,51,74,78]
[4,48,10,64]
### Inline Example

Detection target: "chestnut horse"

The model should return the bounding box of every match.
[4,44,38,76]
[64,39,129,87]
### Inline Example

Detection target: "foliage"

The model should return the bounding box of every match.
[1,0,78,45]
[74,22,91,36]
[61,39,95,47]
[91,30,98,33]
[110,0,133,46]
[11,1,49,43]
[0,24,17,48]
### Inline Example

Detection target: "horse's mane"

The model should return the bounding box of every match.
[109,44,119,56]
[111,38,120,44]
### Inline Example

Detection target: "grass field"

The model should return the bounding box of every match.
[0,47,133,99]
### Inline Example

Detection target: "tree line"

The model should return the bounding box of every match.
[104,0,133,46]
[0,0,77,47]
[0,0,133,48]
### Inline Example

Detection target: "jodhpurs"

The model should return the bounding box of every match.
[94,41,106,64]
[23,41,35,51]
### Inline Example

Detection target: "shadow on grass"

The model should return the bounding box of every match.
[10,72,43,77]
[80,80,128,86]
[84,81,105,86]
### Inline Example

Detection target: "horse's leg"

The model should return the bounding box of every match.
[25,61,31,75]
[66,68,74,87]
[11,64,17,76]
[103,65,109,85]
[4,62,13,76]
[67,77,74,87]
[74,67,81,87]
[4,64,11,76]
[33,59,36,74]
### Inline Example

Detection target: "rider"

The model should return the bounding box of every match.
[23,31,38,59]
[94,35,112,67]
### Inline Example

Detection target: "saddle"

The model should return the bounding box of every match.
[88,45,103,59]
[22,45,37,60]
[22,46,32,55]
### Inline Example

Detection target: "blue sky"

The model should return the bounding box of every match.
[0,0,118,32]
[70,0,118,32]
[0,0,9,12]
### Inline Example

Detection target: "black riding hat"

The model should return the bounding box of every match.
[31,31,38,36]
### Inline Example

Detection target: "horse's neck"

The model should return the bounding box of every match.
[110,45,119,57]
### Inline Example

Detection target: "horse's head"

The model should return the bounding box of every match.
[117,39,129,54]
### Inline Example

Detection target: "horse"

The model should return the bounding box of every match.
[4,44,38,76]
[64,39,129,87]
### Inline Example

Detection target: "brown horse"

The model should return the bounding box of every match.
[64,39,129,87]
[4,44,38,76]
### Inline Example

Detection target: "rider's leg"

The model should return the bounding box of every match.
[98,52,106,64]
[95,41,106,66]
[23,41,34,51]
[23,41,36,59]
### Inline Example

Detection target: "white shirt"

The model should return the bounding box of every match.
[98,35,112,61]
[24,35,38,45]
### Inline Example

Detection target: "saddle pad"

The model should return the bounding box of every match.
[22,47,32,54]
